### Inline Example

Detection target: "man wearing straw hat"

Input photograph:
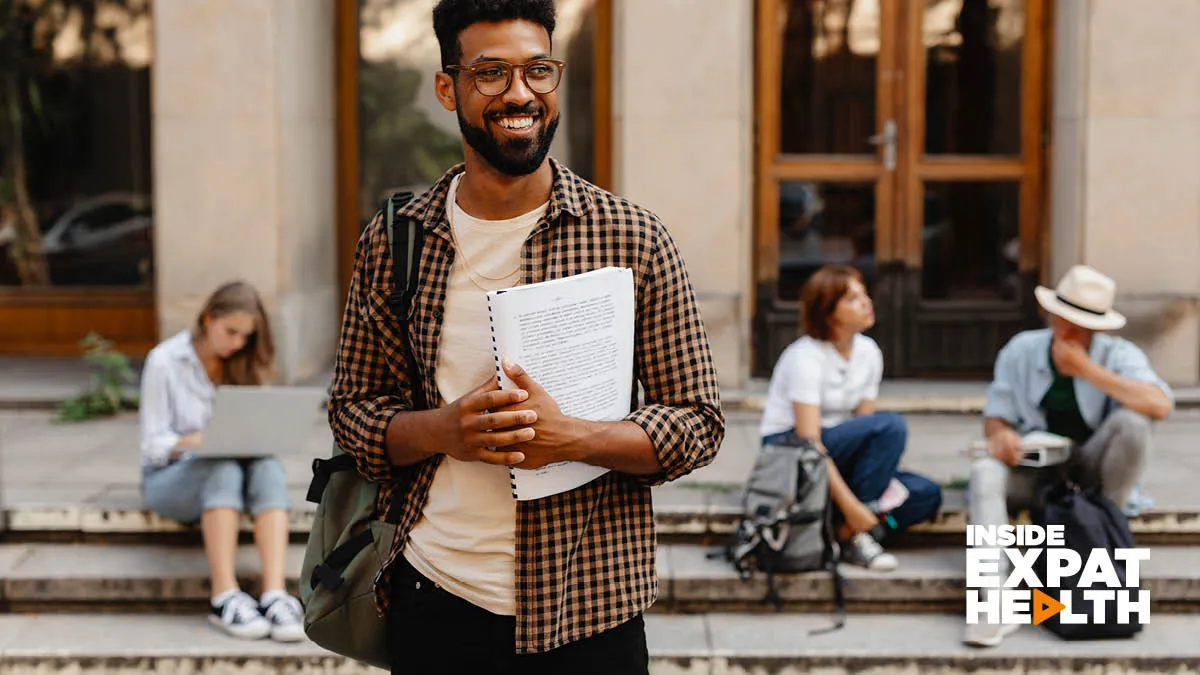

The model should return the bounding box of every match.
[963,265,1174,647]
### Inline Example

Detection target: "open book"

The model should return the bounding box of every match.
[486,267,635,500]
[965,430,1074,468]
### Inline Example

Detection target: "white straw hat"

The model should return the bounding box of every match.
[1033,265,1126,331]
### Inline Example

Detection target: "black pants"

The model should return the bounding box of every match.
[387,557,649,675]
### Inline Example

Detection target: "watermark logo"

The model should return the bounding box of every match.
[965,524,1150,626]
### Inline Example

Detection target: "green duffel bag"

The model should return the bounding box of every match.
[300,448,398,669]
[301,190,422,669]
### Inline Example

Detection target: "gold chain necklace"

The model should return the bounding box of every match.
[447,178,523,287]
[447,205,522,289]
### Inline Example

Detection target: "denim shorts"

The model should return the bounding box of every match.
[141,455,290,524]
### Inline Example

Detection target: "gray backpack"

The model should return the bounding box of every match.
[716,431,847,633]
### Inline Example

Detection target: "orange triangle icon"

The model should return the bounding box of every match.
[1032,588,1066,625]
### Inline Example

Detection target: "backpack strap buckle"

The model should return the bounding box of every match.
[309,528,376,591]
[312,563,346,591]
[306,453,357,504]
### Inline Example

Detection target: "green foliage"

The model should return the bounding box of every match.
[358,60,463,208]
[56,332,138,422]
[942,476,970,491]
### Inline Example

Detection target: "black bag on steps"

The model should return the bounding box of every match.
[1031,479,1145,640]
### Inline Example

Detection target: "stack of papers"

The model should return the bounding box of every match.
[486,267,635,501]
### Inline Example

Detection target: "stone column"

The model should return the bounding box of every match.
[1050,0,1200,385]
[611,0,755,388]
[152,0,338,384]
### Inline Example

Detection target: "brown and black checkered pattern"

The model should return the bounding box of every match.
[328,159,725,654]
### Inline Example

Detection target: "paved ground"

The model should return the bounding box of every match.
[0,612,1193,662]
[3,407,1200,510]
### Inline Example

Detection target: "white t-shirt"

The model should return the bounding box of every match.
[758,334,884,435]
[403,173,547,617]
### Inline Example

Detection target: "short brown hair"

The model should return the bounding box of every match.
[800,265,863,341]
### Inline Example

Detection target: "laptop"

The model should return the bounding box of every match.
[190,386,330,459]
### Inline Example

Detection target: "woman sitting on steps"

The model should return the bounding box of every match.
[138,280,303,642]
[758,265,943,570]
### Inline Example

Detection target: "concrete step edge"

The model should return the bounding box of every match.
[0,542,1196,611]
[0,613,1197,673]
[659,543,1200,612]
[9,388,1200,414]
[6,501,1200,538]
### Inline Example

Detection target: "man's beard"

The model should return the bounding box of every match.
[457,104,560,177]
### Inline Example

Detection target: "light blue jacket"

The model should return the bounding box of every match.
[983,328,1173,435]
[983,329,1172,516]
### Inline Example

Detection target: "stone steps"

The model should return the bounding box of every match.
[0,541,1195,614]
[6,486,1200,545]
[0,612,1194,674]
[658,543,1200,613]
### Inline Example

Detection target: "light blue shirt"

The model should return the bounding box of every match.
[138,329,216,469]
[983,328,1172,516]
[983,328,1173,434]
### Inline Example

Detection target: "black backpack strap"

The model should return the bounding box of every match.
[380,190,427,411]
[809,500,849,635]
[305,454,357,504]
[380,190,426,525]
[807,563,848,635]
[310,528,375,591]
[383,191,421,318]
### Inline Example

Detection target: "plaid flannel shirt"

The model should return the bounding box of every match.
[328,159,725,654]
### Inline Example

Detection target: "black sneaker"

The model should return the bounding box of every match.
[840,531,899,571]
[209,590,272,640]
[260,593,305,642]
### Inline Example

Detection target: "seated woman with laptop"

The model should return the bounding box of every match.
[138,280,303,642]
[759,265,943,571]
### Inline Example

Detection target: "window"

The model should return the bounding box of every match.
[0,0,154,288]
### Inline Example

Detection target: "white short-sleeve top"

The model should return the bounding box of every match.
[758,334,884,435]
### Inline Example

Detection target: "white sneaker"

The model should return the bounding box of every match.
[963,621,1019,647]
[840,531,899,571]
[261,593,306,642]
[209,590,272,640]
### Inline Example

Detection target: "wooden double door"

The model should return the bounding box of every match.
[753,0,1050,377]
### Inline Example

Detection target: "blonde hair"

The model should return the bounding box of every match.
[194,281,276,385]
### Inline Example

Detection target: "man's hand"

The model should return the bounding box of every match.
[987,426,1024,467]
[493,359,589,470]
[439,377,536,467]
[1051,338,1093,378]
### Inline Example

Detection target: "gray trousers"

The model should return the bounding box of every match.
[968,409,1152,529]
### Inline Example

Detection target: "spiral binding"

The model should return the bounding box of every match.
[486,289,520,499]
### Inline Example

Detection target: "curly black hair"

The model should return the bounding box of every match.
[433,0,557,70]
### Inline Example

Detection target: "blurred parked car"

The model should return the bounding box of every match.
[0,193,153,287]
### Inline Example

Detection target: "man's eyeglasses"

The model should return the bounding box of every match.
[444,59,566,97]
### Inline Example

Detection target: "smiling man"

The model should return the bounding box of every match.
[327,1,725,674]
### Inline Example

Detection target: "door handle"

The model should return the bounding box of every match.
[868,119,897,171]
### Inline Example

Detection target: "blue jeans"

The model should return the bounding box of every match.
[142,456,290,524]
[762,412,942,532]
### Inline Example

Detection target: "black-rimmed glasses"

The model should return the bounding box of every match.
[444,59,566,97]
